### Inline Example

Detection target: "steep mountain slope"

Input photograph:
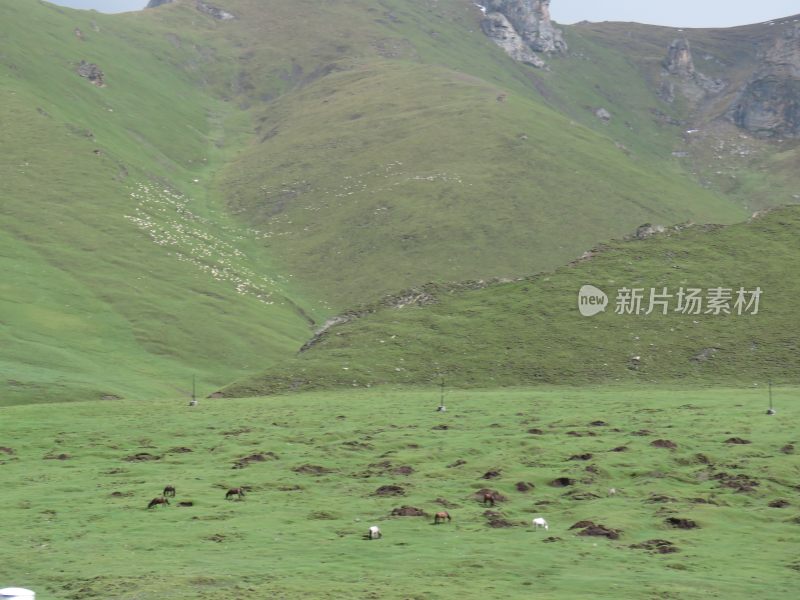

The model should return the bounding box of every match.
[554,17,800,211]
[222,205,800,396]
[0,1,318,404]
[198,0,751,308]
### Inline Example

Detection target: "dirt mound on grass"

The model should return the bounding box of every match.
[487,517,514,528]
[769,499,790,508]
[474,488,506,502]
[391,506,426,517]
[168,447,193,454]
[0,447,15,455]
[435,497,459,508]
[724,437,751,445]
[124,452,160,462]
[515,481,534,492]
[567,430,596,437]
[564,490,600,501]
[375,485,405,496]
[392,465,414,475]
[646,494,676,503]
[234,452,278,469]
[712,472,759,492]
[578,524,621,539]
[665,517,699,529]
[482,470,502,479]
[631,539,679,553]
[569,453,593,461]
[549,477,575,487]
[44,452,72,460]
[292,463,331,475]
[650,439,677,449]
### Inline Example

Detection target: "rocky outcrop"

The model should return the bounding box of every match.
[146,0,173,7]
[663,38,695,76]
[77,61,105,87]
[480,0,566,68]
[730,25,800,137]
[480,12,546,68]
[661,38,725,101]
[486,1,566,53]
[196,1,235,20]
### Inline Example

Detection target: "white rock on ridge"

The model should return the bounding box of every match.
[485,0,567,54]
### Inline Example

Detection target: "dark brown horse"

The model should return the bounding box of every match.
[225,487,246,500]
[163,485,176,497]
[147,496,170,509]
[482,492,495,507]
[434,511,452,524]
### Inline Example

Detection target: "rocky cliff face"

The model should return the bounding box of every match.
[145,0,173,7]
[196,1,235,20]
[730,24,800,137]
[480,0,566,68]
[480,12,546,68]
[663,38,695,76]
[661,37,725,102]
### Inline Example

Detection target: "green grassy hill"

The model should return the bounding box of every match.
[2,0,797,404]
[0,1,319,404]
[223,205,800,396]
[209,0,752,308]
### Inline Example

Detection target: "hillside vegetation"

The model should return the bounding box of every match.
[0,1,319,404]
[210,0,751,307]
[224,206,800,397]
[2,0,798,403]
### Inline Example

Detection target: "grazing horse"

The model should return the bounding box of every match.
[225,487,246,500]
[163,485,176,497]
[368,525,382,539]
[434,511,452,524]
[482,492,495,507]
[532,517,549,530]
[147,496,169,509]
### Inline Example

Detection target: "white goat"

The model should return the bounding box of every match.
[368,525,382,539]
[532,517,549,530]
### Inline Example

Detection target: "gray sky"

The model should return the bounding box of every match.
[48,1,800,27]
[550,0,800,27]
[49,0,146,12]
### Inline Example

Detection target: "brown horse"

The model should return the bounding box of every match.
[434,511,451,524]
[163,485,176,497]
[482,492,495,507]
[225,487,246,500]
[147,496,170,509]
